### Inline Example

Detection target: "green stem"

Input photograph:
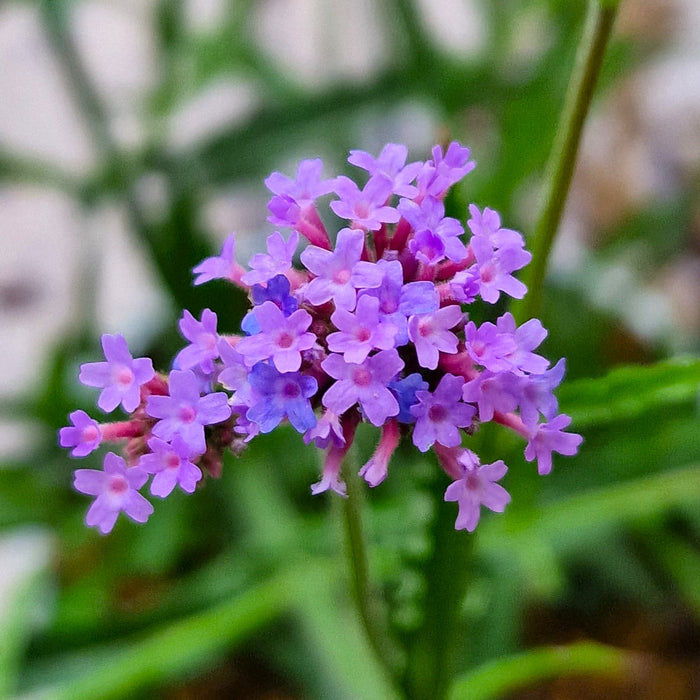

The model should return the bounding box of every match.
[512,0,619,323]
[341,454,402,687]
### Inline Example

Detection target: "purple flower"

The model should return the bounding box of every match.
[410,374,475,452]
[519,358,566,428]
[304,409,345,449]
[463,320,518,373]
[236,301,316,372]
[146,370,231,454]
[407,305,463,370]
[469,231,531,303]
[388,372,429,423]
[417,142,476,198]
[139,436,202,497]
[79,334,155,413]
[348,143,422,197]
[359,419,400,487]
[525,414,583,475]
[321,350,404,426]
[399,196,467,264]
[242,274,299,335]
[217,339,248,391]
[241,231,298,286]
[462,370,519,422]
[444,450,511,532]
[246,363,318,433]
[74,452,153,534]
[467,204,523,248]
[330,174,400,231]
[174,309,220,374]
[192,234,246,286]
[59,410,102,457]
[359,259,438,345]
[327,295,398,363]
[311,443,347,497]
[266,158,335,215]
[496,313,549,375]
[300,228,383,309]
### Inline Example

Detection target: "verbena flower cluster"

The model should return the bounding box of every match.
[60,142,582,535]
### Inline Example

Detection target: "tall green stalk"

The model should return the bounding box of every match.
[341,453,403,689]
[512,0,620,324]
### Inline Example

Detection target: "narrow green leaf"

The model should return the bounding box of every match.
[559,357,700,428]
[447,641,636,700]
[25,563,328,700]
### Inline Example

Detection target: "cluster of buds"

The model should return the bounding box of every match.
[60,142,582,534]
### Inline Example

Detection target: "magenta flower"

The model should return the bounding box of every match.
[359,419,400,487]
[410,374,475,452]
[74,452,153,534]
[79,334,155,413]
[139,436,202,497]
[525,414,583,475]
[59,410,102,457]
[241,231,298,286]
[321,350,404,426]
[192,234,246,286]
[330,174,400,231]
[311,443,348,497]
[444,450,510,532]
[327,294,398,363]
[407,305,463,370]
[300,228,383,309]
[236,301,316,373]
[174,308,220,374]
[146,370,231,454]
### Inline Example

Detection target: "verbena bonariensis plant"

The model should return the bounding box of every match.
[60,142,582,535]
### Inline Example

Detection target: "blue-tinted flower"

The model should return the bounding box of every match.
[174,308,220,374]
[410,374,475,452]
[246,363,317,433]
[59,410,102,457]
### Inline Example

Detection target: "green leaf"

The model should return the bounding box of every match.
[559,357,700,428]
[446,641,635,700]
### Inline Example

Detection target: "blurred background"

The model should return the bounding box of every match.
[0,0,699,698]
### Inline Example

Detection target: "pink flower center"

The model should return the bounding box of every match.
[352,368,372,387]
[165,453,180,470]
[199,332,217,351]
[479,262,496,284]
[428,404,447,423]
[115,366,134,387]
[333,268,351,284]
[179,405,196,424]
[282,381,300,398]
[418,319,433,338]
[108,475,128,495]
[471,341,485,358]
[81,425,100,442]
[277,332,294,349]
[355,327,371,343]
[465,472,480,491]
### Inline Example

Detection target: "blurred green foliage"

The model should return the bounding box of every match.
[0,0,698,698]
